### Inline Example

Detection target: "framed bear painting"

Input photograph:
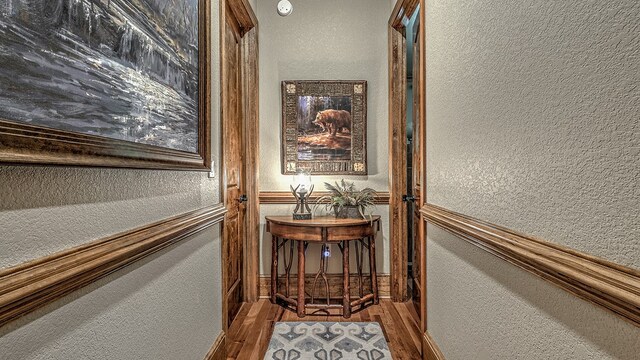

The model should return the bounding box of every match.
[281,80,367,175]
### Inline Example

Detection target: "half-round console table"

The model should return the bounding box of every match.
[265,215,381,318]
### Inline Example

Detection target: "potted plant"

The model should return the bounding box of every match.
[315,180,377,219]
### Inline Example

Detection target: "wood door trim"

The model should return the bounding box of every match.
[388,18,408,303]
[259,191,391,205]
[242,26,260,302]
[388,0,426,329]
[228,0,258,35]
[0,204,226,328]
[220,0,243,331]
[421,203,640,327]
[203,331,227,360]
[224,1,243,42]
[416,0,427,334]
[389,0,427,304]
[220,0,260,315]
[390,0,420,30]
[422,331,446,360]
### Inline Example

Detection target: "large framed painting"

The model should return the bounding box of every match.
[281,80,367,175]
[0,0,210,170]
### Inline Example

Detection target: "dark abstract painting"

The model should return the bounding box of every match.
[0,0,200,153]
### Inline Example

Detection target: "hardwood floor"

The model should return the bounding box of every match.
[226,299,422,360]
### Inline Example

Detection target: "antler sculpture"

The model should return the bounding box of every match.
[290,184,314,219]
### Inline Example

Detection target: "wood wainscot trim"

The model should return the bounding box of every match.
[421,203,640,327]
[204,331,227,360]
[423,331,446,360]
[259,274,391,299]
[259,191,391,205]
[0,204,227,328]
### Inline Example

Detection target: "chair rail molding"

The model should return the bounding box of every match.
[259,191,390,205]
[0,204,227,328]
[421,203,640,327]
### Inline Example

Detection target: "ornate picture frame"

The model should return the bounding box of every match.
[0,0,211,171]
[281,80,367,175]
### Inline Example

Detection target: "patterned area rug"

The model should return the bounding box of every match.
[264,322,393,360]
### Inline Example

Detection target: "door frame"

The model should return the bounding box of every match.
[388,0,426,331]
[220,0,259,331]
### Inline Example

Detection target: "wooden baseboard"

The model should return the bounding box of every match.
[204,331,226,360]
[421,203,640,327]
[259,274,391,299]
[0,204,227,328]
[259,191,391,205]
[423,331,445,360]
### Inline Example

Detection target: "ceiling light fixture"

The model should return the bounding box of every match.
[277,0,293,16]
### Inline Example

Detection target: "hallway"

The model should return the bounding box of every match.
[0,0,638,359]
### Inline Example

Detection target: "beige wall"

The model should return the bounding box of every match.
[0,227,222,360]
[256,0,393,274]
[0,2,224,359]
[425,0,640,359]
[257,0,390,191]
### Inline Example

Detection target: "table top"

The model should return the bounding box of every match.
[265,215,380,227]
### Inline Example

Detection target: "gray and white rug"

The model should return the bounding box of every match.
[264,322,393,360]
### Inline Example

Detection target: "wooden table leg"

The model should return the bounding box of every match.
[343,240,351,318]
[369,236,379,305]
[297,240,306,318]
[271,237,278,304]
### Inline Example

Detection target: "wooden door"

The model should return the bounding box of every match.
[390,0,426,334]
[411,12,423,315]
[222,2,245,330]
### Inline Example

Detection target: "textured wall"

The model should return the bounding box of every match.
[257,0,390,190]
[427,225,640,360]
[256,0,392,273]
[0,1,223,359]
[248,0,257,13]
[426,0,639,267]
[0,227,222,360]
[425,0,640,359]
[0,167,219,269]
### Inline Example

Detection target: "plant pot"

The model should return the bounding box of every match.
[334,206,362,219]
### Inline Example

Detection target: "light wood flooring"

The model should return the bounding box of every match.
[226,299,422,360]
